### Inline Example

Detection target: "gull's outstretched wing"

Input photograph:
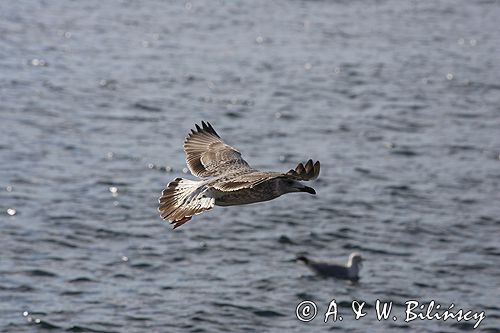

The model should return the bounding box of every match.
[285,159,320,181]
[183,121,252,178]
[209,171,282,192]
[209,160,320,193]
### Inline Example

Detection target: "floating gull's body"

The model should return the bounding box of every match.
[297,253,363,281]
[158,121,320,229]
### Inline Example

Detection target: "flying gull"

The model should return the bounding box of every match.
[158,121,320,229]
[297,253,363,281]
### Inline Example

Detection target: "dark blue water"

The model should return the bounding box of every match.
[1,1,499,332]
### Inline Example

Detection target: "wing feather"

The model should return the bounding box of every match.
[209,160,320,193]
[210,172,281,192]
[285,160,320,181]
[183,121,252,178]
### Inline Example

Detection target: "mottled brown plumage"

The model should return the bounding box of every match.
[158,121,320,229]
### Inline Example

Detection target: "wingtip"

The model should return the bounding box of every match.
[304,160,314,174]
[285,159,320,180]
[196,120,219,138]
[314,160,320,178]
[191,121,219,136]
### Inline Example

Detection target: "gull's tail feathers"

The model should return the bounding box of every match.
[158,178,214,229]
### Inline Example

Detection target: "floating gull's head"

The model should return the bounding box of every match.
[347,252,363,269]
[278,178,316,195]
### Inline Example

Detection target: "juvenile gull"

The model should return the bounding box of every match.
[158,121,320,229]
[297,253,363,281]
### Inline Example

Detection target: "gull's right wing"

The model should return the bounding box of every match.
[183,121,253,178]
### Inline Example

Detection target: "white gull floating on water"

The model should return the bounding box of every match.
[158,121,320,229]
[297,253,363,281]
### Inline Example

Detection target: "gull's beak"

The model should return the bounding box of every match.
[299,186,316,195]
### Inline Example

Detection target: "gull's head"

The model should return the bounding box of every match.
[278,178,316,195]
[347,252,363,268]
